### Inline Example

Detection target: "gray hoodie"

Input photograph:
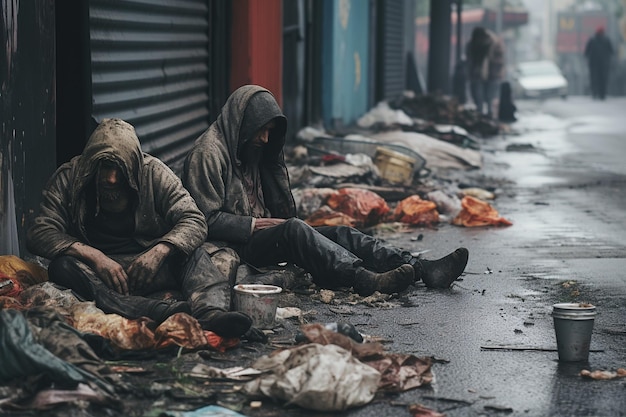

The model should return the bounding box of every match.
[182,85,296,244]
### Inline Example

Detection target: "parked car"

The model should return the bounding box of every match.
[511,60,569,99]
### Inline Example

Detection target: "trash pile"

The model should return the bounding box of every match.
[0,92,513,417]
[286,92,513,231]
[0,254,439,415]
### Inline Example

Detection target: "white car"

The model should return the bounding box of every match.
[511,60,569,99]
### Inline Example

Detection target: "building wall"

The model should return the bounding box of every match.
[231,0,283,104]
[1,0,56,257]
[322,0,370,128]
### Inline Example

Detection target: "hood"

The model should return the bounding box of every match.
[74,118,144,199]
[215,85,287,166]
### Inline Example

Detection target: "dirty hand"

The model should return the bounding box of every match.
[127,243,172,292]
[92,254,130,295]
[253,218,286,231]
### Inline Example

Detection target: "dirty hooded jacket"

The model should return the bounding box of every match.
[27,118,207,259]
[182,85,296,244]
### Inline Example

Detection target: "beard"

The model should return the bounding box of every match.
[242,144,263,166]
[99,187,123,202]
[97,183,132,213]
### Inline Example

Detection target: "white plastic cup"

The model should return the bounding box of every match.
[552,303,596,362]
[233,284,282,329]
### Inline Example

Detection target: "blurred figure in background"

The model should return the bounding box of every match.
[465,27,505,117]
[584,27,614,100]
[498,81,517,123]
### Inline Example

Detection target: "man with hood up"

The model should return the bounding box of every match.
[182,85,469,296]
[27,118,253,339]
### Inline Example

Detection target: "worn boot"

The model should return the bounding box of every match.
[196,310,253,338]
[412,248,469,289]
[94,289,191,324]
[353,264,415,297]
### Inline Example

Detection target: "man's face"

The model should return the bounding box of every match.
[97,160,128,202]
[250,120,276,148]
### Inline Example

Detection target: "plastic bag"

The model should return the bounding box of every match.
[244,343,380,411]
[453,196,512,227]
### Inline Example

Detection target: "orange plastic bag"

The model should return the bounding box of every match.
[326,188,389,227]
[0,255,48,287]
[452,196,512,227]
[390,195,439,226]
[305,206,357,227]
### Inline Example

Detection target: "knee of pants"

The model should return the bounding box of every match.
[48,256,81,282]
[281,217,311,236]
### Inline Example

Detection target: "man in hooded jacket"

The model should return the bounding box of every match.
[27,118,252,338]
[182,85,469,296]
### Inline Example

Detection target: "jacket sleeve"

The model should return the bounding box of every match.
[183,147,254,244]
[26,166,82,259]
[147,160,208,255]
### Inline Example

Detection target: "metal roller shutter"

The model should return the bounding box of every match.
[89,0,211,166]
[377,0,405,101]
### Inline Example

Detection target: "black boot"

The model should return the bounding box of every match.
[412,248,469,289]
[353,264,414,297]
[196,310,252,338]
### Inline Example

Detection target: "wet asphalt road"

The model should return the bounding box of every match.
[275,96,626,417]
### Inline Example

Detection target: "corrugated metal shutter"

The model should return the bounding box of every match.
[89,0,211,166]
[377,0,405,100]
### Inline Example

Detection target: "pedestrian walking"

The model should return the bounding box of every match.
[465,27,505,117]
[584,26,613,100]
[182,85,469,297]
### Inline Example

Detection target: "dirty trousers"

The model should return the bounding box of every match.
[47,248,231,323]
[237,218,413,288]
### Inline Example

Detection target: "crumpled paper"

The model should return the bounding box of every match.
[244,343,381,411]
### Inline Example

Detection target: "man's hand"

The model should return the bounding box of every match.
[92,254,130,295]
[127,243,172,292]
[66,242,130,295]
[253,218,286,232]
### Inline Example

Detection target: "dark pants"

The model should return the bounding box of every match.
[48,247,230,323]
[236,218,412,289]
[470,79,499,117]
[589,65,609,99]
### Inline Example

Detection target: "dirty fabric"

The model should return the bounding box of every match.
[0,309,112,393]
[27,118,207,260]
[182,85,296,243]
[244,343,381,411]
[298,323,384,358]
[371,130,483,170]
[70,302,238,352]
[390,195,440,226]
[326,188,390,227]
[298,323,433,392]
[305,205,357,227]
[365,353,433,392]
[452,195,513,227]
[0,255,48,287]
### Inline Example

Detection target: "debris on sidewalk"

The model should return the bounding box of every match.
[295,323,433,392]
[244,343,381,411]
[580,368,626,380]
[409,403,447,417]
[158,405,251,417]
[452,196,513,227]
[389,195,440,226]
